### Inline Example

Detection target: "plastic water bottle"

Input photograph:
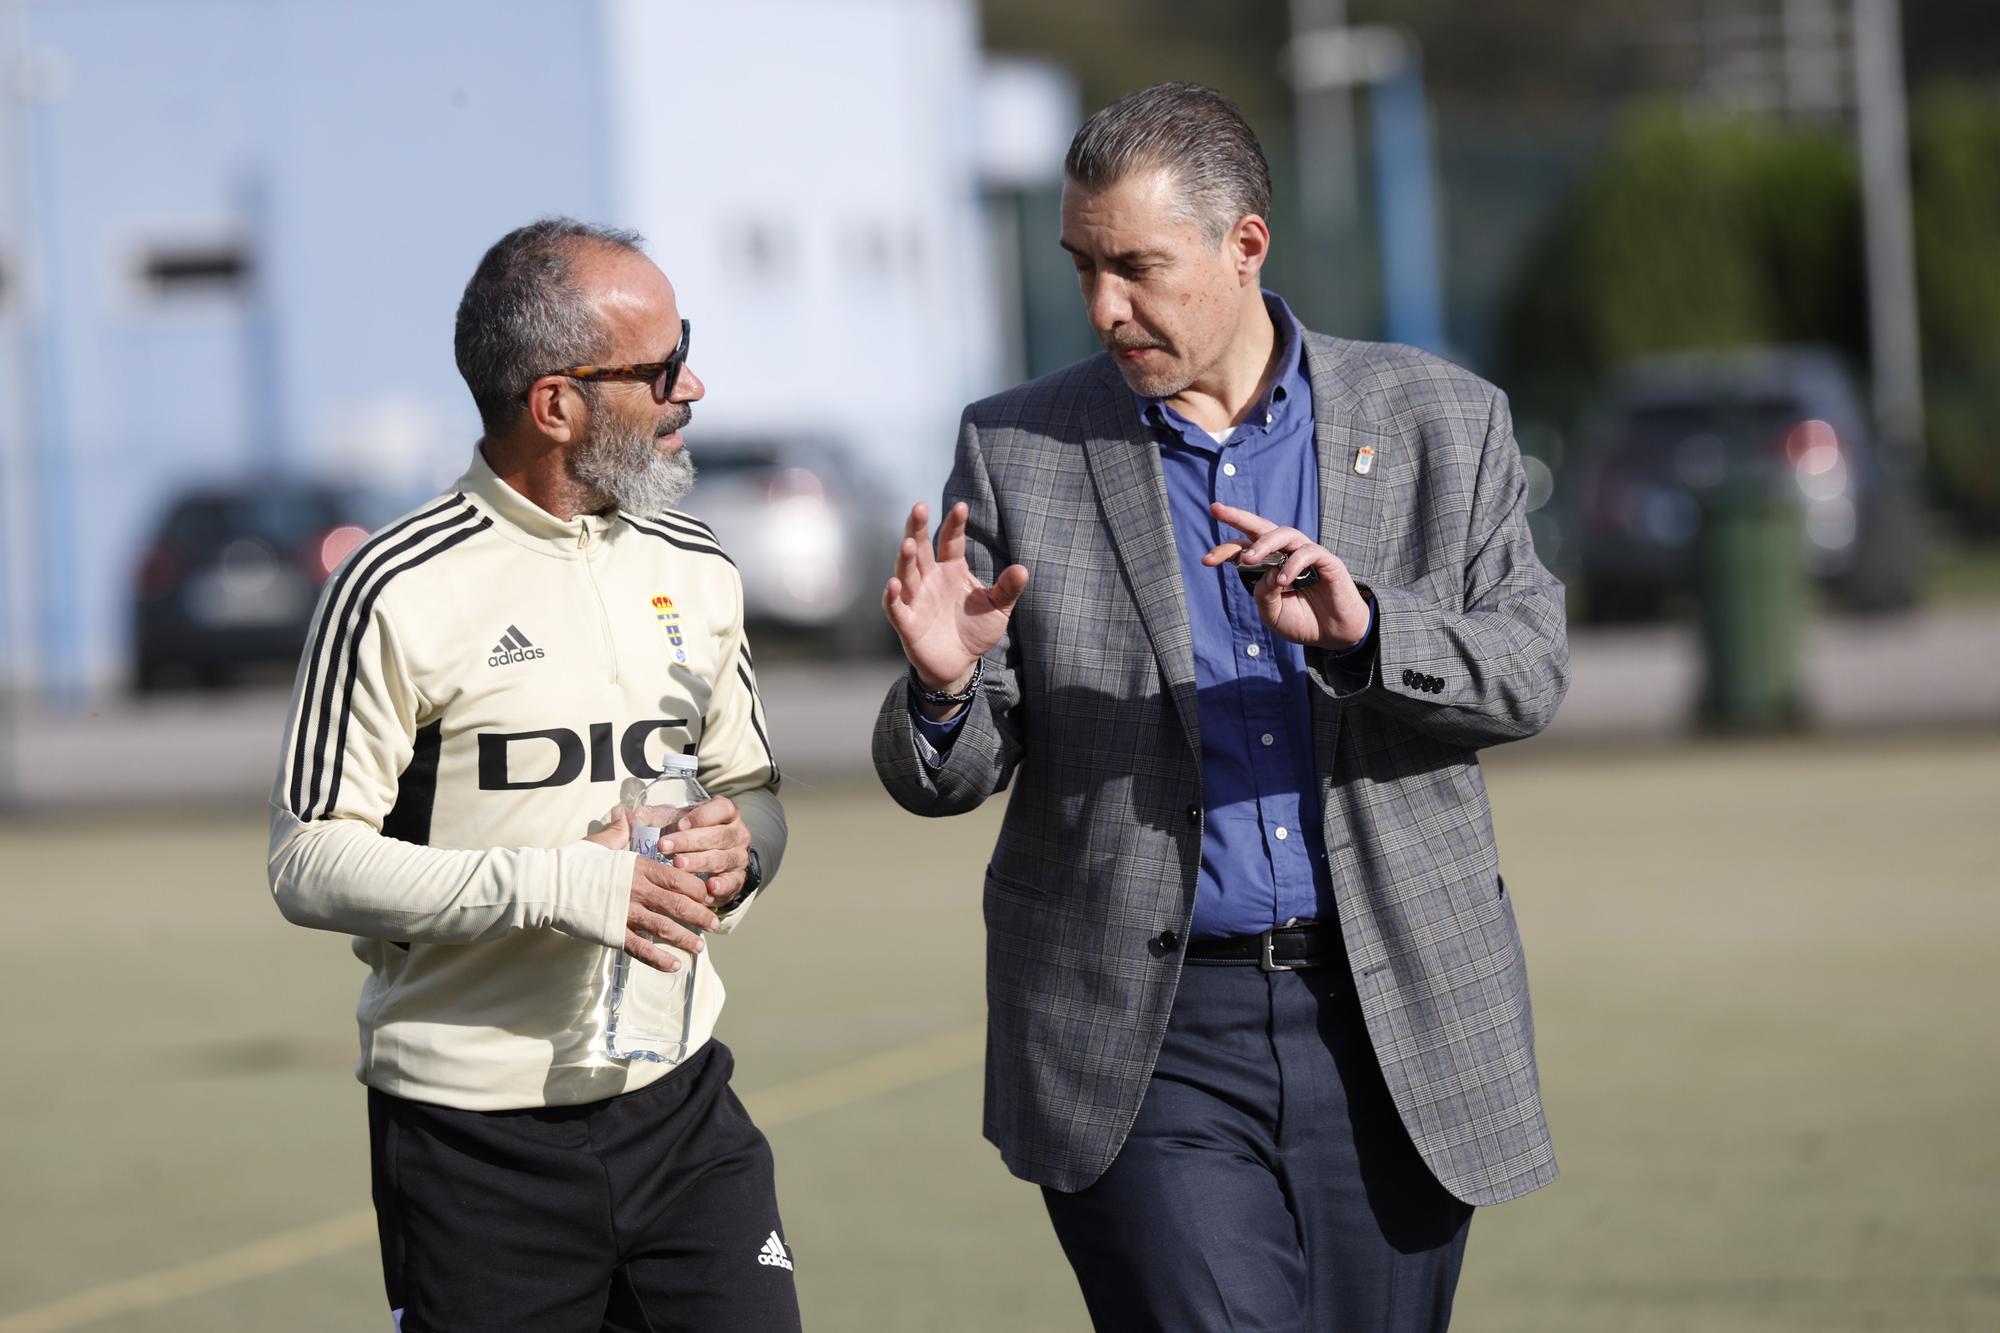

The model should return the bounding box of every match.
[597,753,709,1064]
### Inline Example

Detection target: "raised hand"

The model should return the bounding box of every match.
[883,501,1029,704]
[1202,501,1372,651]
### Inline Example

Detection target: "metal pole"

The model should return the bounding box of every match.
[238,164,287,473]
[1287,0,1357,327]
[1287,26,1443,352]
[1851,0,1924,467]
[0,0,27,805]
[1370,60,1445,354]
[20,40,78,704]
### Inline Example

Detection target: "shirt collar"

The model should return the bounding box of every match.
[1136,289,1308,439]
[457,444,618,553]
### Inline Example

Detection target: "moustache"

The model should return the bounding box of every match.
[1103,335,1167,353]
[655,403,693,438]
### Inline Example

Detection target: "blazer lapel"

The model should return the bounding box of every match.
[1301,333,1388,804]
[1303,333,1388,581]
[1079,362,1202,765]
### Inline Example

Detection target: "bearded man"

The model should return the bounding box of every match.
[267,218,797,1333]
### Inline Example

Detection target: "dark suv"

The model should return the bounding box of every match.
[131,481,389,691]
[1572,347,1919,620]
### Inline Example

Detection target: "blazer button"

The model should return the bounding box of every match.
[1402,669,1415,686]
[1185,804,1200,827]
[1151,930,1180,956]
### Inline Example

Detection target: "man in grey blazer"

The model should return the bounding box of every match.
[873,82,1568,1331]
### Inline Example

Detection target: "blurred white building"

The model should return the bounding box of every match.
[1,0,1074,696]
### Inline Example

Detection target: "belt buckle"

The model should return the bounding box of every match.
[1258,927,1296,973]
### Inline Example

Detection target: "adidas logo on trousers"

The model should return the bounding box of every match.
[757,1231,794,1271]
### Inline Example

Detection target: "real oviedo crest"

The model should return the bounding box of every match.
[652,594,689,665]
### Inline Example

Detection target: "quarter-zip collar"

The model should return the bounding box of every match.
[457,445,618,557]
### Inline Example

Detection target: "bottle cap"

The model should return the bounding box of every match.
[659,752,700,774]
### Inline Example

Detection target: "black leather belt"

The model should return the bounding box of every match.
[1183,924,1334,972]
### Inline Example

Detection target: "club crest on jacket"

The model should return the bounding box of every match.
[652,594,689,664]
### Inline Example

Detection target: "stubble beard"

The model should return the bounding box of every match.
[569,401,696,517]
[1103,329,1194,399]
[1115,356,1193,400]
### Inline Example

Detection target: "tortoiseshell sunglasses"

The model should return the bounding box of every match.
[537,318,691,404]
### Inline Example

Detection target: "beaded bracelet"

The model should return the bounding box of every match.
[907,656,985,706]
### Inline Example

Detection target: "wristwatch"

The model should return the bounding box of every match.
[721,847,763,915]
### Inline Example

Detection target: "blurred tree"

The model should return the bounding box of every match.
[982,1,1998,514]
[1910,85,2000,532]
[1904,0,2000,86]
[1494,107,1864,424]
[1346,0,2000,115]
[983,0,2000,120]
[982,0,1293,128]
[1493,90,2000,531]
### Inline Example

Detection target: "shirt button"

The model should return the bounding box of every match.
[1222,463,1237,477]
[1260,733,1274,746]
[1263,413,1273,426]
[1274,826,1289,841]
[1246,644,1260,658]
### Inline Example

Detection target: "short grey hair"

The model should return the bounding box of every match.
[454,217,645,435]
[1064,82,1272,247]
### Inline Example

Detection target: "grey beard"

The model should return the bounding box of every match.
[1117,361,1194,399]
[570,419,696,516]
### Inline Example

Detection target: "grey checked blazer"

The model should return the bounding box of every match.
[872,332,1569,1204]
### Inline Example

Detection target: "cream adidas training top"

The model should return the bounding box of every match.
[267,448,784,1110]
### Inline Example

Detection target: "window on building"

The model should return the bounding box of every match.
[138,240,250,299]
[728,220,795,283]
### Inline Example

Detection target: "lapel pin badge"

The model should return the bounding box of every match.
[1354,445,1375,476]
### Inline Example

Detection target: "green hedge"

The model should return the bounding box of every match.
[1912,88,2000,531]
[1498,89,2000,532]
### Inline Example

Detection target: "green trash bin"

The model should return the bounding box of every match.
[1696,474,1808,732]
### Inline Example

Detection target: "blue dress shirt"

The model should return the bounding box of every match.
[915,291,1373,940]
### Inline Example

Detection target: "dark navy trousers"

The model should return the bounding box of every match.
[1042,957,1474,1332]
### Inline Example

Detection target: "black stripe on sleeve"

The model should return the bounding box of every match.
[314,516,493,820]
[736,661,781,788]
[296,502,483,820]
[287,495,468,817]
[619,514,737,567]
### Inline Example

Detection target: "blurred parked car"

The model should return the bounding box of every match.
[131,481,388,691]
[1572,347,1920,621]
[683,435,902,656]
